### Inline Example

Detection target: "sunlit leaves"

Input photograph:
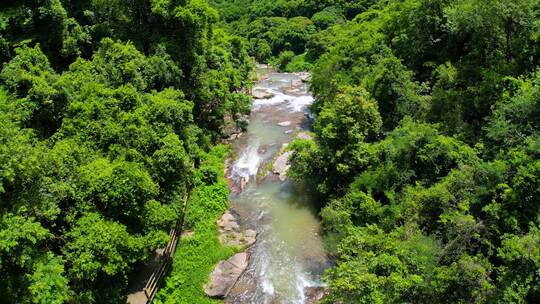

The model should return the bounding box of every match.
[77,158,159,222]
[63,212,145,281]
[28,254,71,304]
[0,215,50,266]
[0,45,62,136]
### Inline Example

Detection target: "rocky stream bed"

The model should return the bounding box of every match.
[204,67,330,304]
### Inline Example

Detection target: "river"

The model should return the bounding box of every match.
[225,67,329,304]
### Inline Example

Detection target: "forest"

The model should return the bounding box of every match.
[0,0,252,303]
[1,0,540,303]
[250,0,540,303]
[218,0,538,302]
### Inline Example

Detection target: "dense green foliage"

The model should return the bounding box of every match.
[0,0,252,302]
[155,145,236,304]
[285,0,540,303]
[210,0,381,70]
[4,0,540,303]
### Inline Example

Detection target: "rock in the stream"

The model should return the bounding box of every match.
[273,151,292,181]
[292,79,303,87]
[298,72,311,82]
[240,178,247,191]
[285,88,301,95]
[204,253,249,298]
[243,229,257,246]
[218,211,239,232]
[218,211,257,247]
[258,144,269,154]
[304,286,330,304]
[252,88,274,99]
[221,228,257,247]
[277,121,291,127]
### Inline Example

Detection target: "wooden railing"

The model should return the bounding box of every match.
[142,191,190,304]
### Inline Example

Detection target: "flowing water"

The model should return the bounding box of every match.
[225,68,329,304]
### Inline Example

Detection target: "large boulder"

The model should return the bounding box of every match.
[297,72,311,82]
[205,253,249,298]
[218,211,240,232]
[273,151,292,181]
[304,286,330,304]
[217,211,257,247]
[252,88,274,99]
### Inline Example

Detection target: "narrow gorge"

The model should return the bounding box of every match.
[206,66,329,304]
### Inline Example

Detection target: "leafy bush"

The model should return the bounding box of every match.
[283,53,313,72]
[311,6,344,29]
[277,50,295,71]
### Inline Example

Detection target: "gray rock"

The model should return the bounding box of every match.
[304,286,329,304]
[273,151,292,181]
[242,229,257,247]
[285,88,301,95]
[252,88,274,99]
[258,144,269,154]
[204,253,249,298]
[298,72,311,82]
[217,211,239,232]
[292,79,302,87]
[221,229,258,247]
[218,211,258,247]
[277,121,291,127]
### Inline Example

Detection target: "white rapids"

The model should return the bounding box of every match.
[231,139,262,183]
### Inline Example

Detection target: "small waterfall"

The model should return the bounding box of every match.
[288,95,314,113]
[231,139,262,183]
[252,88,290,110]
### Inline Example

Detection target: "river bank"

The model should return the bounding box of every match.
[154,145,236,304]
[153,66,329,304]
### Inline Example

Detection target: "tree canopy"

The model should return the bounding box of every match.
[0,0,252,302]
[3,0,540,303]
[283,0,540,303]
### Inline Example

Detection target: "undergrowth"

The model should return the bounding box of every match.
[155,145,235,304]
